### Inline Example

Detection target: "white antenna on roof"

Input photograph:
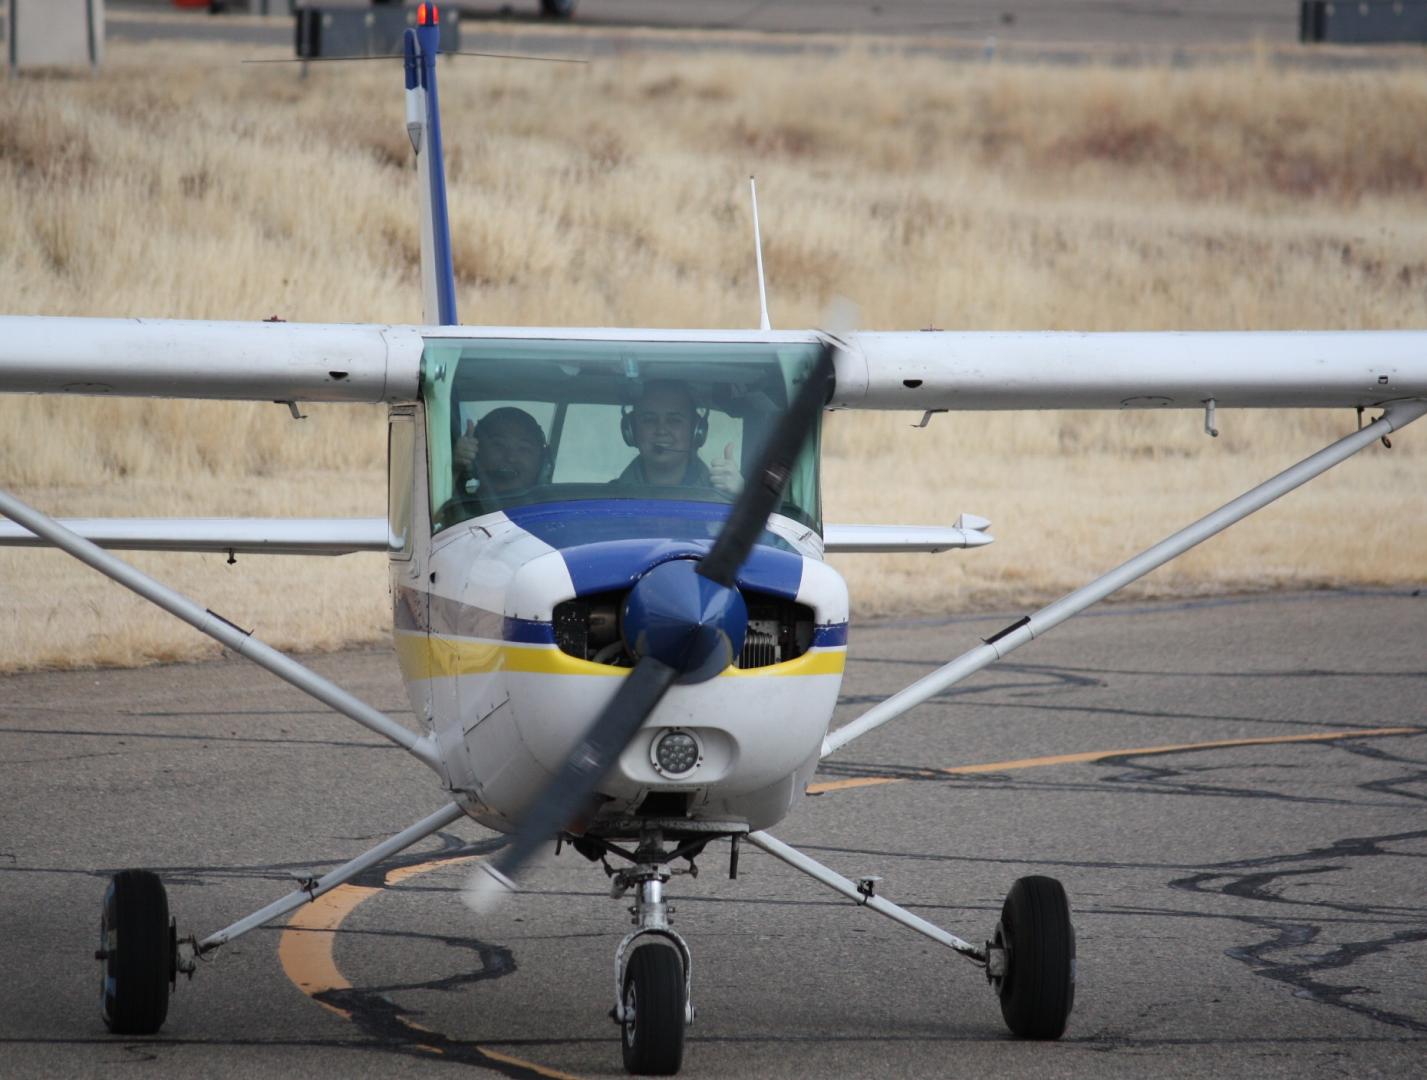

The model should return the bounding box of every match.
[749,176,771,331]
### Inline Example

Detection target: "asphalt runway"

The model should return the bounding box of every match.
[469,0,1296,44]
[102,0,1296,45]
[2,589,1425,1078]
[78,1,1418,74]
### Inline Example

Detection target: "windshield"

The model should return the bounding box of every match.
[421,339,824,535]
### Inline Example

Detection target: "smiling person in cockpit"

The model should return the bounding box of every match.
[453,407,547,502]
[614,381,742,496]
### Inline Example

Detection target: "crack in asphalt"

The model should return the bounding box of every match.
[1167,828,1427,1033]
[312,976,552,1079]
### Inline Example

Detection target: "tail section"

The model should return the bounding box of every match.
[403,4,458,326]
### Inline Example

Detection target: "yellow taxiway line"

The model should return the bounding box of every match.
[278,724,1422,1074]
[279,854,579,1079]
[806,726,1423,794]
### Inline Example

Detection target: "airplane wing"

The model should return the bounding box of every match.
[0,517,389,556]
[0,317,423,402]
[0,515,991,556]
[837,330,1427,410]
[2,317,1426,409]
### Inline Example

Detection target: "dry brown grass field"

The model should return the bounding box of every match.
[1,36,1426,672]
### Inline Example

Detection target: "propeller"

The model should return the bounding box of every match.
[466,341,837,909]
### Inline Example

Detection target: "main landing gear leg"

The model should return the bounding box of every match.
[95,802,467,1035]
[746,831,1075,1040]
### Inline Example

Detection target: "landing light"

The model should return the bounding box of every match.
[652,730,701,778]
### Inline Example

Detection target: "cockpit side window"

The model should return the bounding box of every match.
[386,411,415,560]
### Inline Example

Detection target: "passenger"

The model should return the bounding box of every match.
[615,381,741,495]
[453,407,547,501]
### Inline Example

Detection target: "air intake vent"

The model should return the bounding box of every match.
[740,625,779,668]
[735,596,815,669]
[554,590,814,670]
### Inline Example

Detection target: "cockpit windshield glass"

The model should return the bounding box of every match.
[421,339,824,535]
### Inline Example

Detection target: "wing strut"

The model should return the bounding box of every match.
[822,399,1427,758]
[189,801,466,961]
[746,830,984,963]
[0,488,442,773]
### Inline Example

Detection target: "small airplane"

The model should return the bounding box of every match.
[2,5,1426,1074]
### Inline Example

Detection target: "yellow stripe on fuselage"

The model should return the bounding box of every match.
[720,649,844,677]
[393,630,844,682]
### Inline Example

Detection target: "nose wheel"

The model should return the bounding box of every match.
[602,829,698,1075]
[620,944,686,1075]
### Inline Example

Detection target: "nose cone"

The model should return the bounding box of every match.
[622,559,747,683]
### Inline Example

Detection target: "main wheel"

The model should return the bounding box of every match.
[991,875,1075,1039]
[99,869,173,1035]
[540,0,577,17]
[621,944,685,1075]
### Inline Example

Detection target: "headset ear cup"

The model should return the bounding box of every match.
[693,409,709,449]
[620,408,637,448]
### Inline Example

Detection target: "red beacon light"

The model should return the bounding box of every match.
[417,3,439,25]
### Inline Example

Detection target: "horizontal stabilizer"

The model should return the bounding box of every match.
[822,522,992,553]
[0,517,388,556]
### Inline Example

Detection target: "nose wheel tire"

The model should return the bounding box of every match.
[621,944,686,1075]
[989,875,1075,1040]
[98,869,174,1035]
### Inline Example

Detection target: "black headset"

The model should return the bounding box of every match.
[621,403,709,449]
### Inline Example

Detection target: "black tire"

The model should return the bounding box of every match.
[540,0,578,17]
[993,875,1075,1039]
[99,870,173,1035]
[621,944,685,1075]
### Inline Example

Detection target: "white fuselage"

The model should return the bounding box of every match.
[389,405,848,839]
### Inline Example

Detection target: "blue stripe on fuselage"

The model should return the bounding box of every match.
[504,615,557,644]
[504,499,805,600]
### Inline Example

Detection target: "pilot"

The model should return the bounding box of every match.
[453,407,548,501]
[614,381,742,495]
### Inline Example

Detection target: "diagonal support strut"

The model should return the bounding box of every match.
[0,487,441,772]
[746,830,984,962]
[194,801,468,957]
[823,399,1427,757]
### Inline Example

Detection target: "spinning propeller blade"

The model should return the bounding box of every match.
[698,343,837,587]
[468,655,680,905]
[466,342,838,910]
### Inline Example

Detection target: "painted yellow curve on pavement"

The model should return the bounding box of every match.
[279,884,380,1019]
[279,854,579,1079]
